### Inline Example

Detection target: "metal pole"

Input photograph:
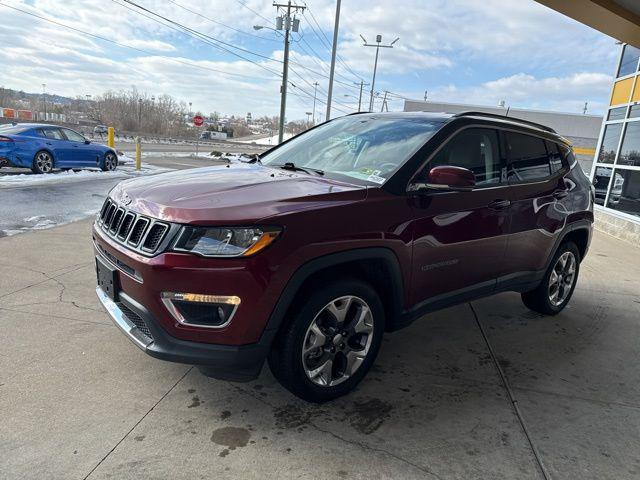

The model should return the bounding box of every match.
[369,44,380,111]
[380,91,388,112]
[278,1,292,144]
[312,82,318,124]
[357,81,364,112]
[325,0,341,120]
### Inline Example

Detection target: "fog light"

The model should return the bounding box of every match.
[161,292,240,328]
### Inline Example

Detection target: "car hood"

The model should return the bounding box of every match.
[110,162,367,224]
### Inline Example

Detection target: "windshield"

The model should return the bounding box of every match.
[261,115,442,185]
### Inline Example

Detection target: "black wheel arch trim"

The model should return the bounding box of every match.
[258,247,405,348]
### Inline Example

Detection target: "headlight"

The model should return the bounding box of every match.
[173,226,281,257]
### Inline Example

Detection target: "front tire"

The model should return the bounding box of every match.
[268,279,385,403]
[32,150,54,174]
[102,152,117,171]
[521,241,580,315]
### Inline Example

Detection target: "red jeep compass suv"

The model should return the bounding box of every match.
[94,111,593,402]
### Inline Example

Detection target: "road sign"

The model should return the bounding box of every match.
[193,115,204,127]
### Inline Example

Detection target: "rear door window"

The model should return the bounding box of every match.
[505,132,551,182]
[43,128,64,140]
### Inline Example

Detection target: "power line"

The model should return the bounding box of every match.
[0,2,272,82]
[234,0,273,26]
[167,0,280,42]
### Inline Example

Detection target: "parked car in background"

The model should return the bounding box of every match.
[94,125,109,136]
[0,123,118,173]
[94,111,593,402]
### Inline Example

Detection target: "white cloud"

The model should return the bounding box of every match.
[124,39,177,52]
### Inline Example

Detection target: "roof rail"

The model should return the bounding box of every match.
[452,111,556,133]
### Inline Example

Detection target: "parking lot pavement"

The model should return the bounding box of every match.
[1,221,639,480]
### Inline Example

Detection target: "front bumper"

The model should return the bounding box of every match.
[96,285,269,381]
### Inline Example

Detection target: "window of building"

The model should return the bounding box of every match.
[505,132,551,182]
[598,123,623,164]
[618,122,640,167]
[606,169,640,218]
[592,166,613,206]
[617,44,640,78]
[607,106,627,121]
[628,105,640,119]
[426,128,502,186]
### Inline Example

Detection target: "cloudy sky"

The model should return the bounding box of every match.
[0,0,620,120]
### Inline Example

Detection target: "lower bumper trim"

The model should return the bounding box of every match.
[96,286,152,350]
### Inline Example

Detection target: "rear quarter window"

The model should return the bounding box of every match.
[505,132,551,182]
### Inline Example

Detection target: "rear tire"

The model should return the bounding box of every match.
[32,150,54,174]
[521,241,580,315]
[268,279,385,403]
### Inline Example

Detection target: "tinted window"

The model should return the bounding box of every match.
[426,128,502,186]
[598,123,623,164]
[607,106,627,121]
[43,128,64,140]
[546,141,564,173]
[618,122,640,167]
[606,169,640,218]
[505,132,550,181]
[62,128,85,142]
[618,44,640,78]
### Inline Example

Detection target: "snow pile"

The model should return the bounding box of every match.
[0,162,173,188]
[236,132,294,146]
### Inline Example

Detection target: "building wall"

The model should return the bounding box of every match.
[404,100,601,173]
[591,43,640,229]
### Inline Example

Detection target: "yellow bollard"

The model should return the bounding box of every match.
[135,136,141,171]
[107,126,115,148]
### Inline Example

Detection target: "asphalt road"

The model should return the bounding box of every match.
[0,143,265,236]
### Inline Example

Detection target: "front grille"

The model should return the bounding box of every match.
[97,198,172,255]
[117,302,153,341]
[142,223,168,251]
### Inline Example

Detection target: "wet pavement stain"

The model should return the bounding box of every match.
[345,398,393,435]
[134,435,145,442]
[274,404,311,429]
[220,410,231,420]
[210,427,251,452]
[188,396,201,408]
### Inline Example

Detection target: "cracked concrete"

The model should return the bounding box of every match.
[1,219,639,479]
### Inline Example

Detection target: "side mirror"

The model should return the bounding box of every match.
[427,165,475,189]
[84,139,91,144]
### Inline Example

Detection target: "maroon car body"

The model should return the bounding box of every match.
[93,111,594,395]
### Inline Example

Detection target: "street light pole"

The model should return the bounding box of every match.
[325,0,341,121]
[360,35,398,111]
[312,81,319,124]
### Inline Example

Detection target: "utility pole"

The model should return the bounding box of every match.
[356,80,368,112]
[42,83,47,121]
[312,81,319,124]
[583,101,589,115]
[380,91,388,112]
[423,90,428,101]
[325,0,341,121]
[273,1,305,144]
[360,34,399,111]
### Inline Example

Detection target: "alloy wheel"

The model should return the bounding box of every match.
[548,251,577,307]
[36,152,53,173]
[104,153,117,171]
[301,295,374,387]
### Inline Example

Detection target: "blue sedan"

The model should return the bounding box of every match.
[0,123,118,174]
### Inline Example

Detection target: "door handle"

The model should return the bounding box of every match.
[553,190,568,199]
[488,199,511,210]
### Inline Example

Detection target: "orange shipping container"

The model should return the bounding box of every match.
[2,108,15,118]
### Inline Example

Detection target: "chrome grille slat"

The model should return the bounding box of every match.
[96,198,171,255]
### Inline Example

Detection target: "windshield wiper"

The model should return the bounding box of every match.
[247,154,262,164]
[275,162,324,176]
